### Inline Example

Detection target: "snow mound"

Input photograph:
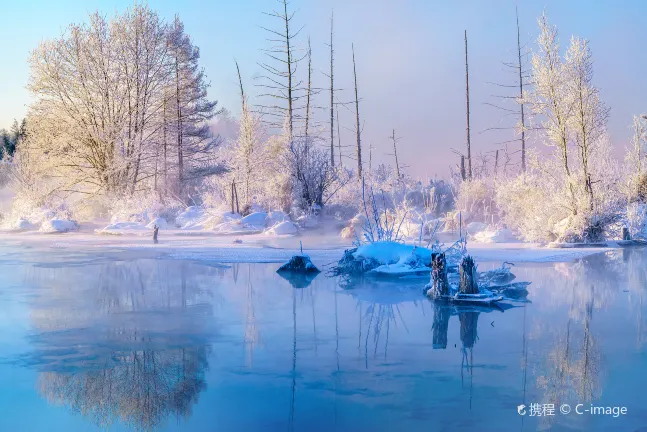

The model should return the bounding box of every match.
[39,219,78,233]
[473,228,516,243]
[332,241,432,277]
[265,221,298,236]
[265,211,289,227]
[466,222,488,235]
[175,206,211,230]
[241,212,268,229]
[353,242,432,267]
[96,221,149,234]
[146,217,168,229]
[14,218,36,231]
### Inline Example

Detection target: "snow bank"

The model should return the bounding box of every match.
[146,217,168,229]
[332,241,432,277]
[466,222,488,235]
[241,212,268,229]
[96,221,150,235]
[265,211,289,227]
[473,228,516,243]
[175,206,210,230]
[264,220,298,236]
[39,219,79,233]
[353,242,432,267]
[14,218,36,231]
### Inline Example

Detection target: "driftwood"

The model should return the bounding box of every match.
[431,253,450,297]
[459,256,479,294]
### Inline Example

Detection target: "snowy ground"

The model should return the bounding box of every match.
[0,225,616,267]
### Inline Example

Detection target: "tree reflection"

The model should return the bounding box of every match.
[23,259,217,431]
[537,283,600,427]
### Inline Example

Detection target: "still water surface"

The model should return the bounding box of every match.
[0,247,646,431]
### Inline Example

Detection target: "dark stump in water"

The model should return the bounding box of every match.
[430,252,450,297]
[459,255,479,294]
[153,225,159,244]
[277,255,320,274]
[622,227,631,241]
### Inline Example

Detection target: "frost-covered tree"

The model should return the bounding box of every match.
[166,16,220,197]
[530,13,577,214]
[24,6,220,202]
[565,36,609,212]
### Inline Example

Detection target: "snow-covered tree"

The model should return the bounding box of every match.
[565,36,609,212]
[25,6,220,201]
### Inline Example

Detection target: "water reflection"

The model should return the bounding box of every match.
[21,259,219,431]
[3,248,647,431]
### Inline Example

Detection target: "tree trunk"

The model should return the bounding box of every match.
[517,7,526,173]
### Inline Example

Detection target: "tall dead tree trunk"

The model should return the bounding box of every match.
[236,60,245,108]
[352,44,362,180]
[464,30,472,180]
[329,13,335,166]
[517,7,527,173]
[465,30,472,180]
[337,106,342,167]
[390,128,401,179]
[305,37,312,138]
[175,55,184,196]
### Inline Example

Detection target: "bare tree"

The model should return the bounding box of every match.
[257,0,304,137]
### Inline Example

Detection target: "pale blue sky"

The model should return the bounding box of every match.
[1,0,646,175]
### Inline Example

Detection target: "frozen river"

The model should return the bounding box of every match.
[0,245,645,431]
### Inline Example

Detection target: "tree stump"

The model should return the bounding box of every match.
[459,255,479,294]
[153,225,159,244]
[432,303,450,349]
[431,253,450,297]
[622,227,631,241]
